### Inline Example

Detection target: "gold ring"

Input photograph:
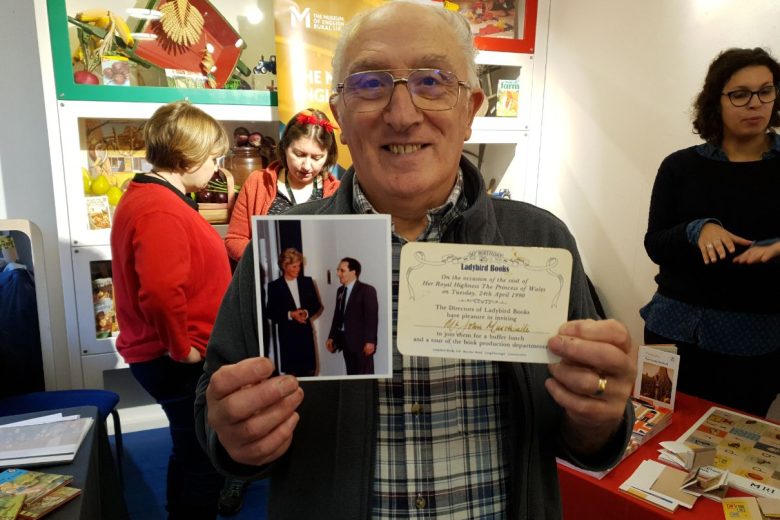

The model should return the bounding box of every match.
[593,376,607,397]
[706,243,714,249]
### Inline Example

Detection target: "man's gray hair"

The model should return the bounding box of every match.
[331,1,480,92]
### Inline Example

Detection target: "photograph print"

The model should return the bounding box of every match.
[252,214,392,380]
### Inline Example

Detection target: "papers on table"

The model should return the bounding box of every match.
[619,459,698,512]
[0,413,93,468]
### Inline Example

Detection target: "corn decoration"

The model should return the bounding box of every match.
[200,44,217,88]
[159,0,204,47]
[74,9,135,72]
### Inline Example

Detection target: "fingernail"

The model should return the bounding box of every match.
[548,336,564,352]
[277,375,298,395]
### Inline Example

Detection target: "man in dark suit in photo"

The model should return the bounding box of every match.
[326,257,378,375]
[266,248,323,377]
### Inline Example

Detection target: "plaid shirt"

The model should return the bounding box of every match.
[352,171,510,519]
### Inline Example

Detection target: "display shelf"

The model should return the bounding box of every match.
[46,0,277,106]
[58,100,277,246]
[474,50,533,131]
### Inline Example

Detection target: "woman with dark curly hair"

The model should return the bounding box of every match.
[641,47,780,417]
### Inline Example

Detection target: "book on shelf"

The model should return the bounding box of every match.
[0,469,73,507]
[495,79,519,117]
[18,486,81,520]
[0,414,93,468]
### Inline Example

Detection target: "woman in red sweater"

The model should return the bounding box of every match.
[111,100,230,519]
[224,108,340,261]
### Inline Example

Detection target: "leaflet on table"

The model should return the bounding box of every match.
[670,407,780,499]
[634,344,680,410]
[619,459,698,512]
[0,417,93,468]
[397,243,572,363]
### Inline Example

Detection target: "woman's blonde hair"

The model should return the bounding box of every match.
[278,248,303,271]
[144,100,229,172]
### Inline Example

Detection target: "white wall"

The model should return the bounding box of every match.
[0,0,71,387]
[537,0,780,342]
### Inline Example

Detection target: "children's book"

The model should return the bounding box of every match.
[0,469,72,507]
[0,495,25,520]
[18,486,81,520]
[0,416,93,468]
[495,79,520,117]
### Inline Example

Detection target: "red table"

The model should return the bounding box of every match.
[557,393,758,519]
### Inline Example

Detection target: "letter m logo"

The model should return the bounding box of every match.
[290,7,311,28]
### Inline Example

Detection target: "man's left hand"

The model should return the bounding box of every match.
[363,343,376,356]
[545,319,636,454]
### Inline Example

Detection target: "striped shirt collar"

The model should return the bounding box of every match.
[350,169,468,243]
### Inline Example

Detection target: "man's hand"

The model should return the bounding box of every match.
[206,357,303,466]
[326,338,336,353]
[698,222,752,264]
[546,319,637,454]
[363,342,376,356]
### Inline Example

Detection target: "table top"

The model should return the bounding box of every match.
[557,393,768,519]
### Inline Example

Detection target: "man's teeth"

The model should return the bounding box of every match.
[388,144,422,155]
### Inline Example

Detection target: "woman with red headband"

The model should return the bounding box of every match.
[225,108,340,261]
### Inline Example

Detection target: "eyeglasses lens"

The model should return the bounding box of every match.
[342,69,462,112]
[728,85,778,107]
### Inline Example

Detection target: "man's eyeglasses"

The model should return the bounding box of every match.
[335,69,470,113]
[721,84,778,107]
[214,155,225,169]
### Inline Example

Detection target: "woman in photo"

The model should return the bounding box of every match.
[641,47,780,417]
[266,248,323,377]
[224,109,339,261]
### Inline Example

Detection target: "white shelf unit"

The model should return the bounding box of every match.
[468,49,543,203]
[53,100,278,389]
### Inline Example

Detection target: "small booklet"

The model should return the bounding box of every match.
[635,344,680,409]
[18,486,81,520]
[0,469,73,507]
[0,415,93,468]
[0,494,25,520]
[681,466,729,501]
[495,79,520,117]
[657,440,716,471]
[619,459,698,512]
[722,496,764,519]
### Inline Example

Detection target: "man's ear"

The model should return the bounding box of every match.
[329,97,348,145]
[464,88,486,142]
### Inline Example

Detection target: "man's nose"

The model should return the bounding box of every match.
[383,82,423,130]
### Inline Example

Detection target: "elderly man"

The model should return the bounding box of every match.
[195,2,636,518]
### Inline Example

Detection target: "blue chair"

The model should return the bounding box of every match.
[0,390,123,480]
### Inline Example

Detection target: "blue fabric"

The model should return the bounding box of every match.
[0,268,44,400]
[696,132,780,160]
[0,390,118,422]
[640,293,780,356]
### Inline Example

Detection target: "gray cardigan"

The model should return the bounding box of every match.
[195,158,632,519]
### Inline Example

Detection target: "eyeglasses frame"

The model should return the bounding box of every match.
[721,84,779,107]
[334,69,472,113]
